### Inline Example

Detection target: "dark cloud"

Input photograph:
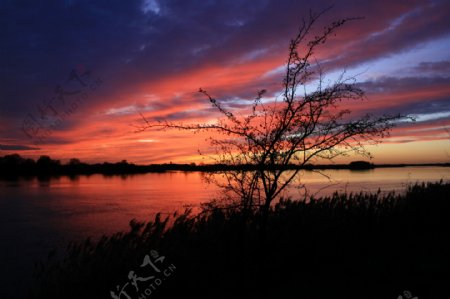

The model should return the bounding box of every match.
[1,0,449,157]
[355,76,450,117]
[0,144,40,150]
[412,60,450,74]
[406,98,450,116]
[2,0,448,116]
[320,0,450,71]
[357,76,450,94]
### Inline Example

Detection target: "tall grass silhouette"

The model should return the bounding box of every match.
[29,181,450,299]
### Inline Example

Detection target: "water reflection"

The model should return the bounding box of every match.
[1,167,449,239]
[0,166,449,297]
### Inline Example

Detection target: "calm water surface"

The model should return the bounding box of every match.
[0,167,449,297]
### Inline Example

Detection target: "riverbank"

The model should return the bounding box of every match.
[28,181,449,299]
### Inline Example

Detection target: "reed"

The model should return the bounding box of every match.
[29,181,450,299]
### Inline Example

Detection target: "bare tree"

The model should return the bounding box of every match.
[137,10,404,229]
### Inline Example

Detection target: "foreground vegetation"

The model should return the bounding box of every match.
[29,182,449,299]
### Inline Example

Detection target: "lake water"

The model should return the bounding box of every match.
[1,166,449,297]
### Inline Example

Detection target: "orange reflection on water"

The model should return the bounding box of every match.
[0,172,216,243]
[1,167,449,242]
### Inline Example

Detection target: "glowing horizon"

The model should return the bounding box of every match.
[1,1,449,164]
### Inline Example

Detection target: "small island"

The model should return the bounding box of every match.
[348,160,375,169]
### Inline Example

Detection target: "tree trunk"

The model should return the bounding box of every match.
[260,197,272,243]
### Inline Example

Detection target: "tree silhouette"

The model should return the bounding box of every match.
[69,158,81,166]
[138,10,405,229]
[36,155,61,173]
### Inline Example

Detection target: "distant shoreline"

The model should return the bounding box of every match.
[0,154,449,177]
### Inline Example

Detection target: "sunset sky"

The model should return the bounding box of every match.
[1,0,449,164]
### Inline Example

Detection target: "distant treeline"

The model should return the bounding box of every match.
[0,154,448,176]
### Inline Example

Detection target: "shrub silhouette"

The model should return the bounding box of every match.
[137,10,406,232]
